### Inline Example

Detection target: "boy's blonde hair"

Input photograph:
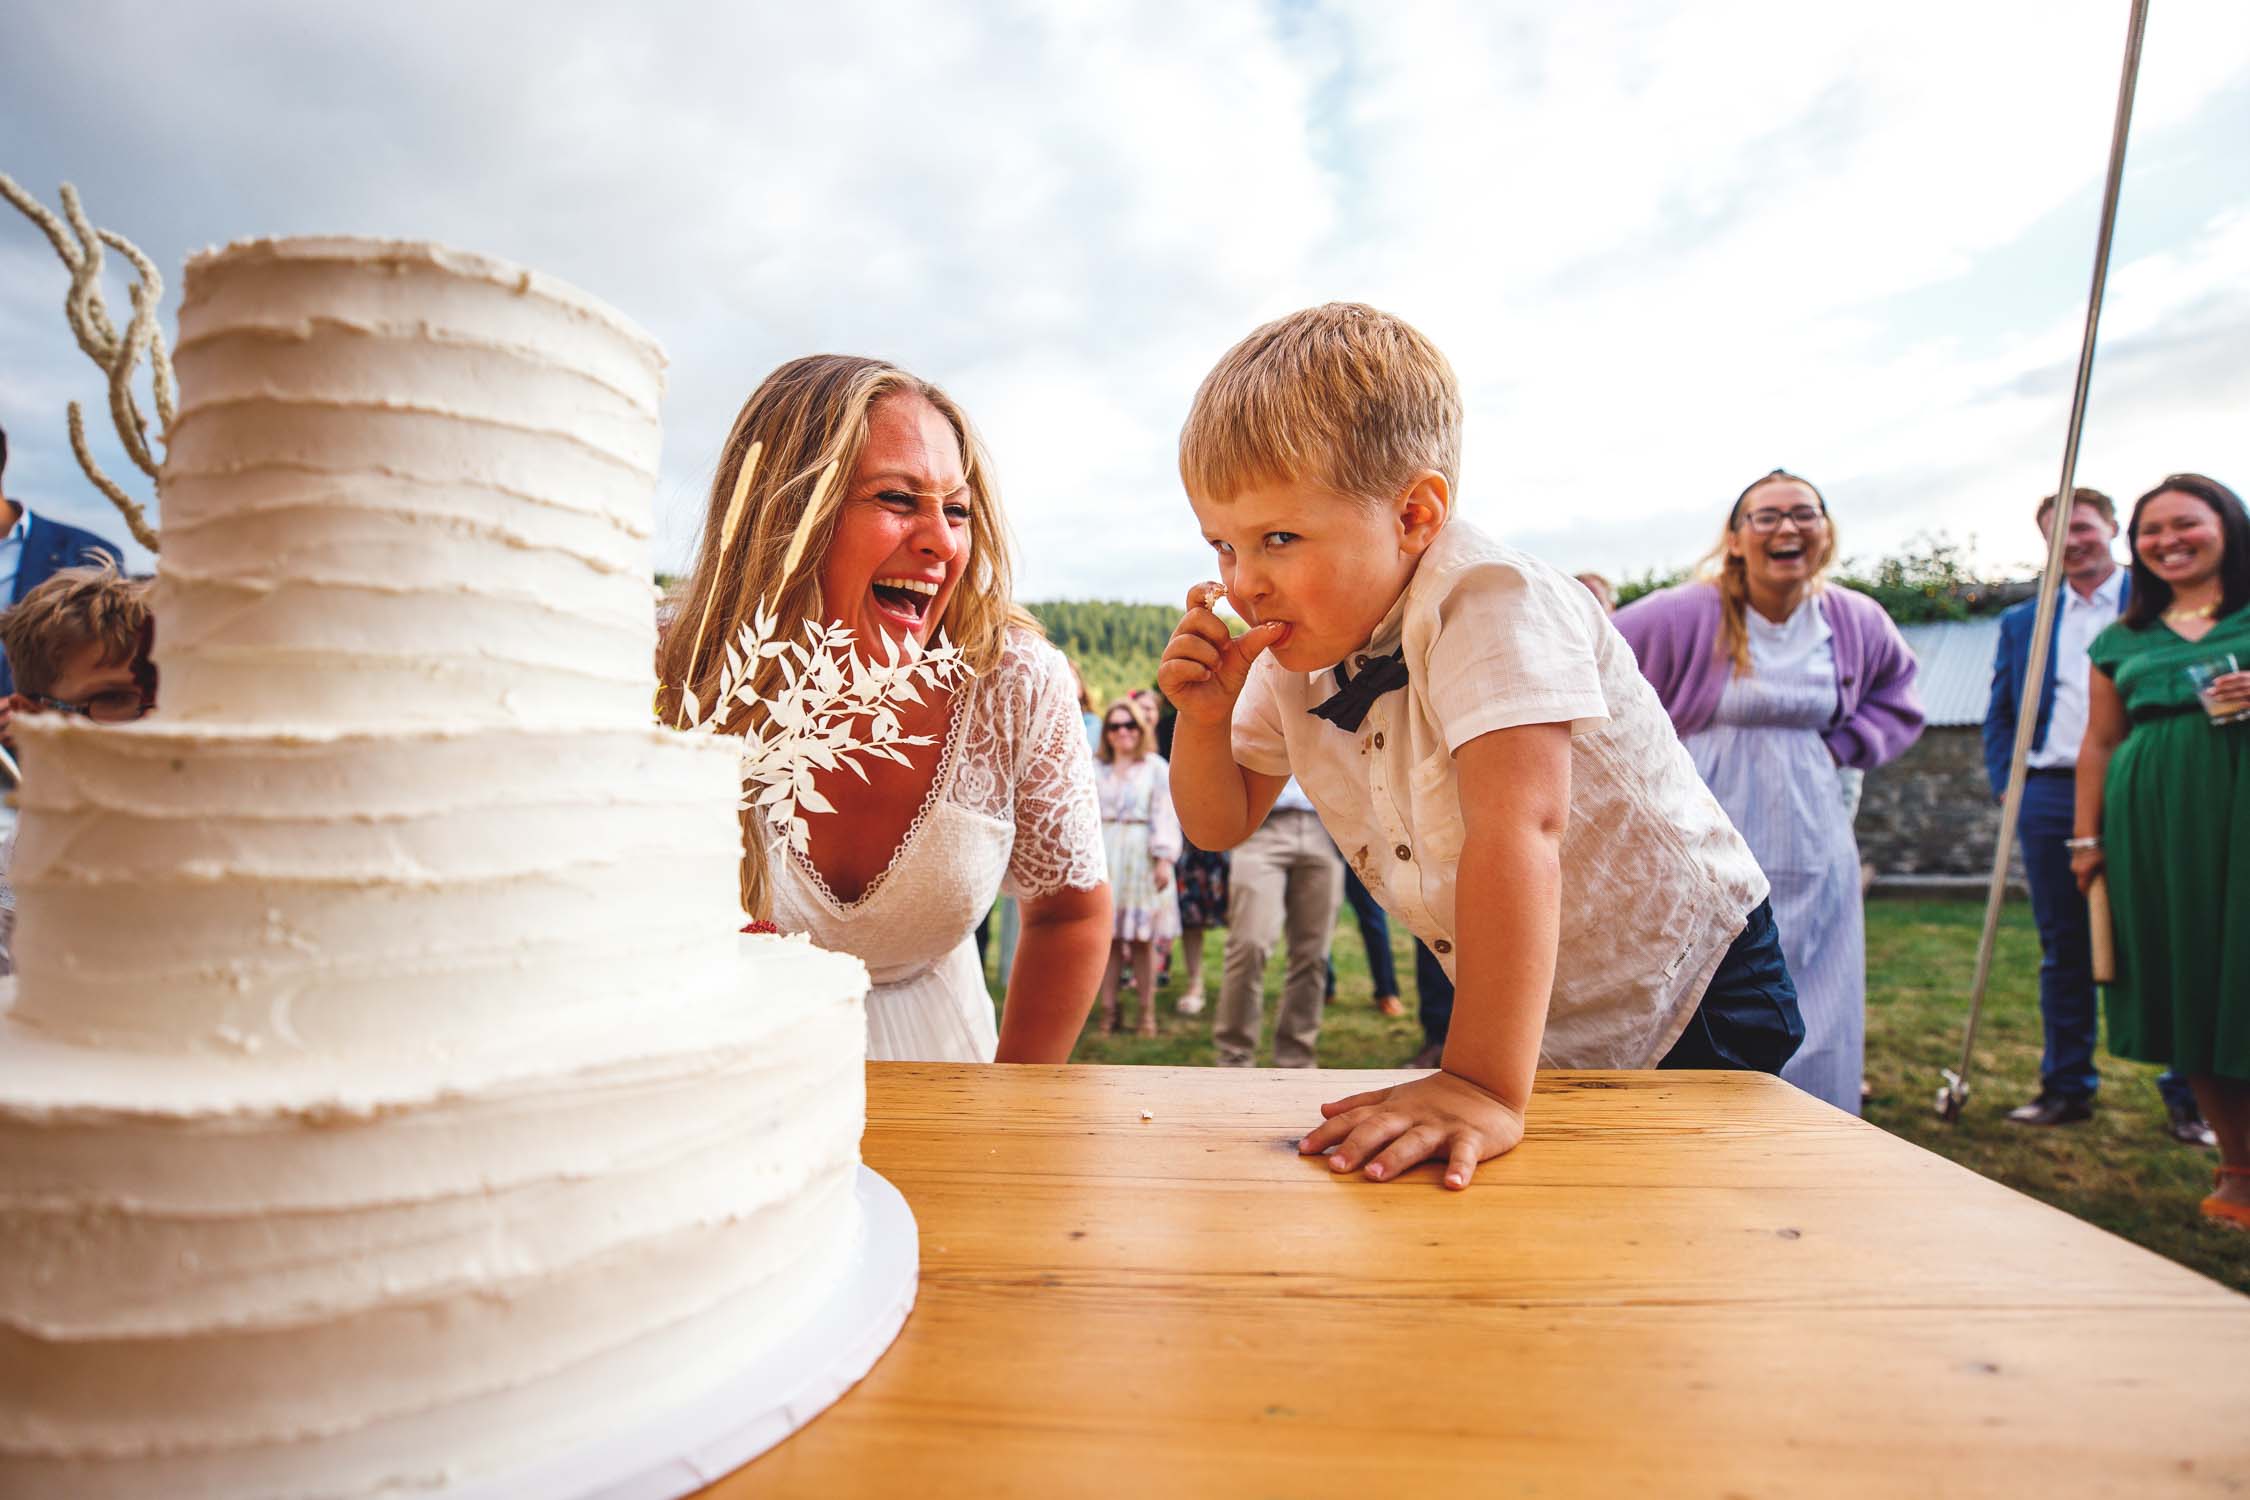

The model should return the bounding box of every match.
[0,556,145,697]
[1179,302,1463,505]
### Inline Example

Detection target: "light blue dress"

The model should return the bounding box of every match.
[1684,602,1865,1114]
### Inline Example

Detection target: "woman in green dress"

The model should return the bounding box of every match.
[2074,473,2250,1231]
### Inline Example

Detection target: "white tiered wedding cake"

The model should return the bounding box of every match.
[0,239,876,1498]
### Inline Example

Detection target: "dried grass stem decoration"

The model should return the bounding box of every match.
[0,174,171,552]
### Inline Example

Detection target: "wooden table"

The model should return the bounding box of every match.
[716,1065,2249,1498]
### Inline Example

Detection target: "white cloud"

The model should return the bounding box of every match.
[1,0,2243,599]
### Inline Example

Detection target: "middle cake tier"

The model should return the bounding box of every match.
[7,718,753,1061]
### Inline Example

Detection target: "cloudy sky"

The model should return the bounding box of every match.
[3,1,2245,602]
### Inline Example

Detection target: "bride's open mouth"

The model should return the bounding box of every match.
[871,574,942,630]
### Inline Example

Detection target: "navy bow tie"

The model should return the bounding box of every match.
[1309,648,1408,732]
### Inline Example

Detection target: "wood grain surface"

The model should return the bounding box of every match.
[709,1064,2249,1498]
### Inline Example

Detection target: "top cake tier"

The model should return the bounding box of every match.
[154,238,669,729]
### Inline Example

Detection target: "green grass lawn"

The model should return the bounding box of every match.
[987,898,2249,1293]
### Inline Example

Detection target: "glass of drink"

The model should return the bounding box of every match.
[2186,652,2250,726]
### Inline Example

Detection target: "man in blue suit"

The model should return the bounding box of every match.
[1984,487,2211,1144]
[0,422,128,698]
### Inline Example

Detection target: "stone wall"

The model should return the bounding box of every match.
[1855,726,2023,879]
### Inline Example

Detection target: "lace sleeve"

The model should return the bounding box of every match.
[973,634,1107,901]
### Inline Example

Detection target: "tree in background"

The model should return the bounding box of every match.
[1025,599,1218,703]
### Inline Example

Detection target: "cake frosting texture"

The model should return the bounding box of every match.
[155,238,666,730]
[0,237,871,1499]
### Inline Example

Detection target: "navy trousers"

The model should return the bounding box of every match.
[1416,938,1454,1049]
[1341,866,1399,997]
[1658,899,1805,1074]
[2018,771,2195,1110]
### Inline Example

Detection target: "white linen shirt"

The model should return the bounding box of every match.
[1231,519,1769,1068]
[2026,568,2124,769]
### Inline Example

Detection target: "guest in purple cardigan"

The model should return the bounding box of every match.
[1615,470,1924,1114]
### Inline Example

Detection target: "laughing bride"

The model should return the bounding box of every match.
[659,356,1112,1062]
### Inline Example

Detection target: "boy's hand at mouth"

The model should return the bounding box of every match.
[1158,582,1288,726]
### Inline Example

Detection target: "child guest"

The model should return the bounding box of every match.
[1159,303,1799,1188]
[0,560,156,973]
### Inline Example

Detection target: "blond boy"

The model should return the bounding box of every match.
[1159,304,1798,1188]
[0,558,152,731]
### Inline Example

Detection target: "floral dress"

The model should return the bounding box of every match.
[1097,753,1182,943]
[1173,845,1230,930]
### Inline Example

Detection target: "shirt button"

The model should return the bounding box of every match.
[1394,843,1412,861]
[1373,731,1385,750]
[1434,938,1452,955]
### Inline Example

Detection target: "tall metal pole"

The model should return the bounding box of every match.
[1939,0,2151,1122]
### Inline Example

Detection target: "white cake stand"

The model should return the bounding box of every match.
[450,1166,918,1500]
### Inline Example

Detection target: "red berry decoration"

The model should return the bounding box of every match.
[741,919,781,936]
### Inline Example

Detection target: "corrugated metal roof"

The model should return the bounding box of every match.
[1897,617,2002,728]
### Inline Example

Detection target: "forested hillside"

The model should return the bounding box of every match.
[1023,598,1193,704]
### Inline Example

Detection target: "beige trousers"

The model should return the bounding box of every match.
[1215,809,1343,1067]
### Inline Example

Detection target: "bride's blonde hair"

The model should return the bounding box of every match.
[1693,469,1840,677]
[657,354,1038,917]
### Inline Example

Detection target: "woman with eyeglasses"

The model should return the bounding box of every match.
[1615,470,1924,1113]
[1094,695,1181,1035]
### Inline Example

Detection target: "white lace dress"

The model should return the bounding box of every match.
[765,630,1108,1062]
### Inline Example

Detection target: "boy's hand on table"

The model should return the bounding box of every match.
[1157,582,1286,726]
[1300,1069,1525,1190]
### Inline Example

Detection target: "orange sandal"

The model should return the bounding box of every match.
[2200,1165,2250,1231]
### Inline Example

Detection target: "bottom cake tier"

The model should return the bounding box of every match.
[0,936,871,1500]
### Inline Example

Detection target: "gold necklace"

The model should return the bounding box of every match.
[2164,598,2220,623]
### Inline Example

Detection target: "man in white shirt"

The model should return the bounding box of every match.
[1982,488,2212,1143]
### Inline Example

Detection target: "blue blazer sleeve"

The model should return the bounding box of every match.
[1981,607,2024,800]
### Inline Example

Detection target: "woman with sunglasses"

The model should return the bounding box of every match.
[1094,695,1181,1035]
[1616,470,1924,1113]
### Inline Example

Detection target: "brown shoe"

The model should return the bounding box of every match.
[1374,993,1406,1019]
[1406,1041,1445,1070]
